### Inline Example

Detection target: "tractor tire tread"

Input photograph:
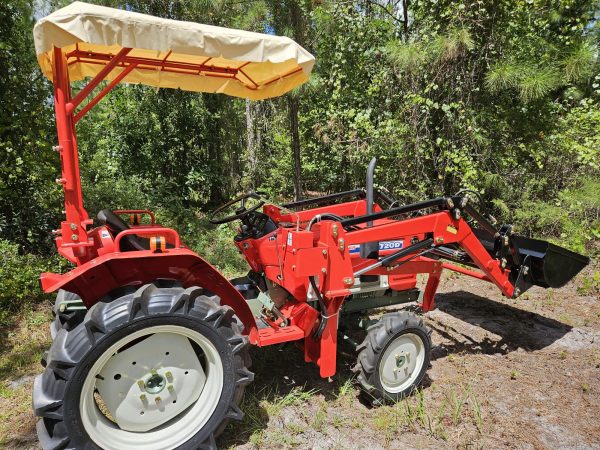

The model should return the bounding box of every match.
[353,311,431,404]
[50,290,85,339]
[35,281,252,450]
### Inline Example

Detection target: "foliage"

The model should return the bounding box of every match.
[0,0,61,253]
[514,178,600,254]
[0,240,65,326]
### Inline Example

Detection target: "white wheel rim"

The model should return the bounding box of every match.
[378,332,425,394]
[80,325,224,450]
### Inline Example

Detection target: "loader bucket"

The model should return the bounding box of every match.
[511,235,590,289]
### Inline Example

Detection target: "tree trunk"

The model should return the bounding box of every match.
[288,95,302,200]
[245,99,257,188]
[402,0,409,37]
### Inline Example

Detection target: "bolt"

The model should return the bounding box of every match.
[435,237,444,244]
[165,372,173,382]
[338,239,345,251]
[523,266,529,276]
[168,385,175,394]
[155,396,162,405]
[332,224,338,239]
[137,380,145,391]
[71,234,79,241]
[52,145,61,152]
[501,258,507,269]
[292,265,296,271]
[151,369,158,375]
[514,288,521,297]
[140,394,147,403]
[446,198,455,208]
[70,223,77,231]
[55,178,66,185]
[343,277,353,286]
[321,268,327,274]
[503,236,509,246]
[322,249,327,256]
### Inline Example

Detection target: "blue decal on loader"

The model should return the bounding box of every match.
[348,240,404,254]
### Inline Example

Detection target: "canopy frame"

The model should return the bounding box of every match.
[52,46,91,256]
[50,41,308,259]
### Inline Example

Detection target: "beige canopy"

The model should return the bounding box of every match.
[34,2,315,100]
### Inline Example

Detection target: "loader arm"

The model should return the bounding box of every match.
[344,210,515,298]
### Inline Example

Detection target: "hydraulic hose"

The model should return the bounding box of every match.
[309,276,328,340]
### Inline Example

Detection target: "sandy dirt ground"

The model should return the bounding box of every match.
[1,264,598,449]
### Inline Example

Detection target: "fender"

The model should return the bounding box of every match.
[40,248,258,337]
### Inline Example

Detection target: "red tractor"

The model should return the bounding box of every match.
[32,3,589,450]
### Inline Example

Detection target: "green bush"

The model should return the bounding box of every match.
[0,240,65,326]
[513,178,600,255]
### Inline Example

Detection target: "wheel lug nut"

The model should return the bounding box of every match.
[137,380,145,391]
[155,396,162,405]
[165,371,173,382]
[151,369,158,375]
[168,385,175,394]
[140,394,147,403]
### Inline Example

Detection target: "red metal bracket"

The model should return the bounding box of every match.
[67,47,132,114]
[114,227,180,251]
[74,62,138,123]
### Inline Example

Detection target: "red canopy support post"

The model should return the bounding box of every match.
[52,46,91,261]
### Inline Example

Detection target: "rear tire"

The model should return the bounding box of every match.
[34,282,253,450]
[354,311,431,404]
[50,290,85,339]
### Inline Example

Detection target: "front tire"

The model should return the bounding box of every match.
[354,311,431,404]
[34,282,253,450]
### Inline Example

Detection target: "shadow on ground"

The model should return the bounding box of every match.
[428,290,572,359]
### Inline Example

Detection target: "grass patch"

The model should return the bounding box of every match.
[311,400,327,431]
[0,305,52,448]
[221,384,318,446]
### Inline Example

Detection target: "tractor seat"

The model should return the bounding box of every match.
[97,209,149,251]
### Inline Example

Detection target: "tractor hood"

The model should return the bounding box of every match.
[33,1,315,100]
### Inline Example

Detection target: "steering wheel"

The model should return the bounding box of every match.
[209,192,266,224]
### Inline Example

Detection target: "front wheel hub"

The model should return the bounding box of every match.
[379,332,425,394]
